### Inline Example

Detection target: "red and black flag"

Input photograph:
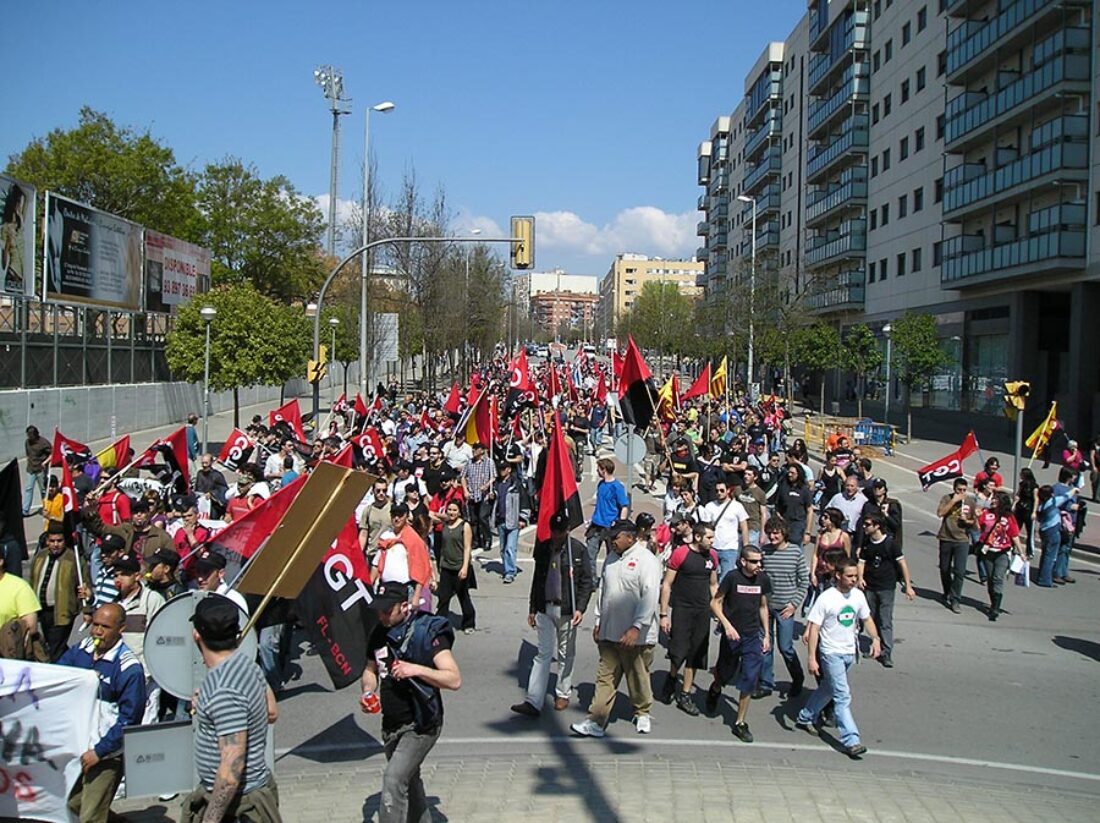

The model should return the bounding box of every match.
[269,398,307,443]
[0,460,27,564]
[916,431,979,491]
[133,427,191,492]
[504,351,537,418]
[51,430,92,468]
[536,412,584,541]
[618,335,658,434]
[217,428,255,472]
[210,475,308,560]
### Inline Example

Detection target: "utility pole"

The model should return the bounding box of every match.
[315,66,351,258]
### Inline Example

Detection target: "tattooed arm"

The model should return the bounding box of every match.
[202,730,247,823]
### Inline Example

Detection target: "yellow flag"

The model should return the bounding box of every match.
[1024,401,1058,455]
[709,356,727,399]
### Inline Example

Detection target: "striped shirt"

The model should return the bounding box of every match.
[194,648,270,793]
[761,542,810,609]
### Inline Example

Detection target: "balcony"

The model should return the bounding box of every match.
[744,112,782,163]
[807,270,866,313]
[945,45,1090,148]
[943,118,1089,216]
[806,220,867,268]
[697,220,710,237]
[709,231,729,251]
[746,74,783,126]
[807,64,869,138]
[947,0,1061,79]
[808,12,870,95]
[806,115,869,182]
[941,203,1086,285]
[695,247,709,263]
[806,169,868,226]
[711,171,730,193]
[809,0,830,48]
[742,148,782,195]
[710,202,729,221]
[697,194,706,211]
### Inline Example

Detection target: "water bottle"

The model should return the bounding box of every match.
[360,690,381,714]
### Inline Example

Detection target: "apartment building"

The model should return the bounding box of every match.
[511,270,598,319]
[697,0,1099,436]
[596,253,704,338]
[529,290,599,338]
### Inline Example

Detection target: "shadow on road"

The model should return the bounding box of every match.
[281,713,382,764]
[1052,634,1100,662]
[912,584,987,612]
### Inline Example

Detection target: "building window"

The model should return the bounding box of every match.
[882,203,890,225]
[918,6,928,31]
[912,247,923,272]
[883,148,891,170]
[870,210,878,230]
[899,194,908,217]
[897,252,906,276]
[916,66,926,91]
[934,177,944,203]
[902,22,911,46]
[872,103,880,124]
[914,187,924,211]
[915,126,925,151]
[883,94,892,117]
[869,261,877,282]
[871,156,879,177]
[885,40,893,63]
[901,79,910,103]
[933,240,943,265]
[937,50,947,76]
[873,51,881,72]
[936,114,945,140]
[900,137,909,160]
[874,0,881,20]
[880,257,889,279]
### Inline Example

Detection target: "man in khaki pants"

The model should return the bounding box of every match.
[571,519,661,737]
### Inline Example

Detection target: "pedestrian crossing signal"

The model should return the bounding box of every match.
[308,359,327,384]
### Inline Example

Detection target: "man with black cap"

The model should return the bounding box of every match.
[83,493,174,561]
[146,547,186,599]
[571,519,660,737]
[113,552,167,723]
[185,595,281,823]
[30,521,88,661]
[512,512,594,717]
[359,580,462,823]
[194,551,249,615]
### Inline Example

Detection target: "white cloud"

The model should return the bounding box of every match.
[313,194,360,229]
[534,207,699,258]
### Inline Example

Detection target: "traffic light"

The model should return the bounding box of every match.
[510,216,535,270]
[1002,380,1030,420]
[307,359,327,384]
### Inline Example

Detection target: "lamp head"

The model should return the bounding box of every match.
[329,317,340,327]
[373,101,396,113]
[200,306,217,322]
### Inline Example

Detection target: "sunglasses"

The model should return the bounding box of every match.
[742,558,762,565]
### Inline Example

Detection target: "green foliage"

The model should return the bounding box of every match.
[791,322,842,373]
[165,284,310,391]
[618,281,695,354]
[194,158,327,302]
[5,107,199,238]
[842,323,882,381]
[890,312,951,391]
[321,304,359,364]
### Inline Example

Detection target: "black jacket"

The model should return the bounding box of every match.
[528,536,593,617]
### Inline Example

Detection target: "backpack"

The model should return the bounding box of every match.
[387,613,455,732]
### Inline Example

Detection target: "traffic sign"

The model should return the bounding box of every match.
[614,433,646,465]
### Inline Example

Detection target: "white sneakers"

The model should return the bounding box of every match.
[634,714,652,734]
[570,719,606,738]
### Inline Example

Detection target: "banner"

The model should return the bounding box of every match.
[0,174,36,297]
[217,428,255,472]
[144,229,211,313]
[0,659,99,823]
[43,192,143,310]
[916,431,979,491]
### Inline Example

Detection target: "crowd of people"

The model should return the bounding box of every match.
[3,343,1098,821]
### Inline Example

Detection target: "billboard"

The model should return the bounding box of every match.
[144,229,211,313]
[0,174,36,297]
[43,192,143,309]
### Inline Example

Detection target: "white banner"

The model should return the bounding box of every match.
[0,659,98,823]
[144,229,211,313]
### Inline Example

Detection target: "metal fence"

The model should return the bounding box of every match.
[0,296,174,389]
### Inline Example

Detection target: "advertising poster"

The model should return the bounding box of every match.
[144,229,211,313]
[43,192,143,309]
[0,173,36,297]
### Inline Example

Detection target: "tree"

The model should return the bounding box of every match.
[890,312,953,442]
[6,107,199,239]
[618,281,695,373]
[842,323,882,419]
[791,322,842,415]
[165,284,310,426]
[194,158,326,302]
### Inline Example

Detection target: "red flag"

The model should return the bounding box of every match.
[51,430,91,468]
[217,428,255,472]
[327,443,355,468]
[612,350,625,382]
[210,475,307,559]
[595,375,609,405]
[619,336,657,433]
[682,363,712,401]
[60,459,79,514]
[419,408,439,432]
[443,382,461,416]
[465,383,480,408]
[512,414,526,441]
[269,399,306,442]
[536,413,584,541]
[353,427,386,463]
[133,427,191,489]
[547,364,562,401]
[332,392,348,413]
[916,431,979,491]
[353,393,369,418]
[482,394,499,447]
[566,369,579,403]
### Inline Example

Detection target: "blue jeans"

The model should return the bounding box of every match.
[499,525,519,578]
[716,548,738,582]
[747,529,760,548]
[760,607,802,690]
[797,652,860,747]
[23,469,46,514]
[1036,525,1061,586]
[1054,529,1073,580]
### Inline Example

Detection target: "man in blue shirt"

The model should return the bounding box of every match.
[585,458,630,572]
[59,602,146,823]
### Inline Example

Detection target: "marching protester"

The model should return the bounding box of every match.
[758,517,808,698]
[83,495,175,562]
[0,543,41,659]
[23,424,52,516]
[936,478,976,612]
[585,457,630,574]
[434,500,477,633]
[30,522,88,661]
[698,480,750,581]
[976,492,1027,621]
[856,511,914,668]
[490,459,529,584]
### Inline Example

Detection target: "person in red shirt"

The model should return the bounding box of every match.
[974,457,1005,492]
[97,473,132,526]
[976,492,1026,621]
[427,469,466,560]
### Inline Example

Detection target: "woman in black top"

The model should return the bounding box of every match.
[434,501,476,632]
[775,464,813,545]
[1013,467,1039,558]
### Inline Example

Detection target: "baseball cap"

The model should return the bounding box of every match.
[130,499,150,513]
[372,580,413,612]
[147,548,180,570]
[194,551,227,576]
[101,534,127,554]
[110,554,142,574]
[607,519,638,540]
[190,595,241,642]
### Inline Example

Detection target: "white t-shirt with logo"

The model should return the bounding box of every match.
[806,586,870,656]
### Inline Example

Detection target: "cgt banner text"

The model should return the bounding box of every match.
[0,659,98,823]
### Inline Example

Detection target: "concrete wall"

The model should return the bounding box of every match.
[0,378,313,460]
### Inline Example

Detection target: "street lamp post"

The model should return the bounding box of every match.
[200,306,217,456]
[314,66,351,258]
[883,323,893,425]
[329,316,340,405]
[463,227,482,379]
[360,100,396,399]
[737,194,757,401]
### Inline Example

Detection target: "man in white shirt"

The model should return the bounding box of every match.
[698,480,750,582]
[571,520,661,738]
[825,475,867,540]
[264,440,303,482]
[794,558,881,758]
[111,553,167,723]
[443,430,473,472]
[193,552,249,615]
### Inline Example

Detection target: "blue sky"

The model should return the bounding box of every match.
[2,1,806,278]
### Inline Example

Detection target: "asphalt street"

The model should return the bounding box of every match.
[43,392,1100,821]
